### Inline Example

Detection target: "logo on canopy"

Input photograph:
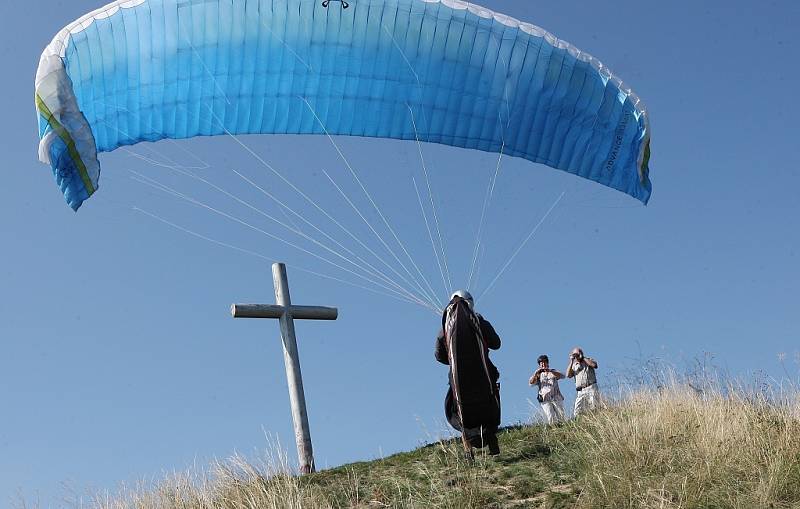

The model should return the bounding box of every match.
[322,0,349,8]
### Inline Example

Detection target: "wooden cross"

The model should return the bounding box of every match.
[231,262,338,474]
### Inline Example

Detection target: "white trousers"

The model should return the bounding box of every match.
[574,384,601,417]
[540,399,566,425]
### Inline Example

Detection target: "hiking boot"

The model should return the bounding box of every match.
[463,449,475,464]
[487,434,500,455]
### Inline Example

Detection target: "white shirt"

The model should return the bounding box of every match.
[572,360,597,388]
[538,370,564,402]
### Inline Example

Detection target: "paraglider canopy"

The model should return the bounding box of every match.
[35,0,651,211]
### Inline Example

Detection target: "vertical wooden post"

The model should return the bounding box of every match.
[272,262,315,473]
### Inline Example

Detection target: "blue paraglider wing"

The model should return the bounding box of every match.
[35,0,651,210]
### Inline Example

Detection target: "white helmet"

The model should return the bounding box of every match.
[450,289,474,309]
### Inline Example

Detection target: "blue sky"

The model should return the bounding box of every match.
[2,0,799,505]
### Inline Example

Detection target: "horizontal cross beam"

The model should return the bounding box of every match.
[231,304,338,320]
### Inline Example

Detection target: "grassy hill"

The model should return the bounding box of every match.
[91,384,800,509]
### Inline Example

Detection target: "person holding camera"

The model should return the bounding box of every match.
[529,354,565,424]
[566,347,601,417]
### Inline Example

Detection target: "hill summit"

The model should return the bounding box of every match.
[92,384,800,508]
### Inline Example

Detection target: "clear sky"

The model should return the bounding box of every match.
[2,0,799,506]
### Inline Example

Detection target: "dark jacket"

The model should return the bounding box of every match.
[435,314,501,382]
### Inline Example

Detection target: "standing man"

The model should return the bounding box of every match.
[529,354,565,424]
[435,290,502,456]
[566,347,601,417]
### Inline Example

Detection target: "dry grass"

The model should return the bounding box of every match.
[88,437,518,509]
[548,383,800,509]
[32,379,800,509]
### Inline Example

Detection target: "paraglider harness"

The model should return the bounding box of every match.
[442,299,500,391]
[442,296,500,457]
